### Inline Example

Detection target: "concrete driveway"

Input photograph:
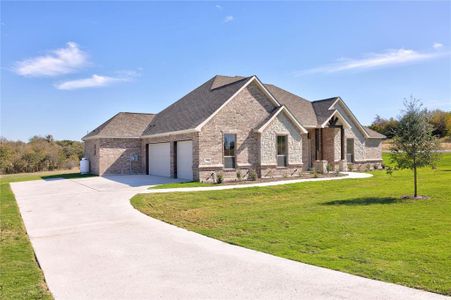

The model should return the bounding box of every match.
[11,176,447,300]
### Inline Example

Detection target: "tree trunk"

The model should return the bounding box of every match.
[414,165,417,197]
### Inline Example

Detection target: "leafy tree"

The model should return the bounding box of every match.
[390,97,440,198]
[428,109,451,138]
[369,115,399,138]
[0,135,84,174]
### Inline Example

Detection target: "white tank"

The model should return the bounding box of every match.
[80,158,90,174]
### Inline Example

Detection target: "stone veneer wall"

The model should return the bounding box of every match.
[334,103,383,166]
[141,132,199,181]
[334,104,366,162]
[260,113,303,166]
[98,138,143,175]
[83,139,100,175]
[198,81,277,182]
[365,139,382,161]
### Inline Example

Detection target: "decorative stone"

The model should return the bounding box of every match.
[314,160,328,174]
[339,160,348,172]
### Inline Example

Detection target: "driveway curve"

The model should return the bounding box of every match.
[11,176,447,300]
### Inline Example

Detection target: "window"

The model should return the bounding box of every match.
[93,144,97,156]
[277,135,287,167]
[346,138,354,162]
[223,134,236,169]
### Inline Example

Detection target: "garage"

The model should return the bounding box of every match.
[148,143,170,177]
[176,140,193,180]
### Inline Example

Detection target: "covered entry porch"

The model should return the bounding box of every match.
[308,113,352,173]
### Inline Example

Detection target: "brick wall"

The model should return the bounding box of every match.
[98,138,143,175]
[141,132,199,181]
[83,139,99,175]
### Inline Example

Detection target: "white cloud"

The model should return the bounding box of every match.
[215,4,222,10]
[14,42,88,77]
[296,48,449,75]
[433,42,443,49]
[224,15,234,23]
[54,72,135,90]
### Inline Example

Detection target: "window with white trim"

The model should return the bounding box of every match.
[277,135,287,167]
[223,134,236,169]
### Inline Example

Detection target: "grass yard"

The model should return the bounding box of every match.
[132,153,451,295]
[0,170,92,300]
[148,181,214,189]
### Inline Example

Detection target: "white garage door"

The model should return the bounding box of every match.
[177,140,193,180]
[148,143,170,177]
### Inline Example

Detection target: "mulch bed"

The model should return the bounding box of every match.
[218,172,347,186]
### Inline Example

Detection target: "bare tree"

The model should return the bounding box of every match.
[390,97,440,198]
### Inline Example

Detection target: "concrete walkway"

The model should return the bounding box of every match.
[145,172,372,193]
[11,175,448,300]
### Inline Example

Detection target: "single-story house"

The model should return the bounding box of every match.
[82,75,385,182]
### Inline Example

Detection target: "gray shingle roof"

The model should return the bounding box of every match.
[312,98,338,125]
[82,112,155,140]
[84,75,385,140]
[142,76,251,136]
[210,75,246,90]
[264,84,317,128]
[364,126,386,139]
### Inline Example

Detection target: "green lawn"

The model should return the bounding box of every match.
[0,170,93,300]
[132,153,451,295]
[148,181,214,189]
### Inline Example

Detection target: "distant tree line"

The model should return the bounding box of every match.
[369,109,451,139]
[0,135,83,174]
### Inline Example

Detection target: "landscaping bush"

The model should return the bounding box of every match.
[0,136,83,174]
[216,173,224,184]
[248,170,257,181]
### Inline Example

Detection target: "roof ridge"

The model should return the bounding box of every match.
[312,97,339,103]
[210,75,250,91]
[119,112,156,115]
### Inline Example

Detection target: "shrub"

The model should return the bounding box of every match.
[216,173,224,184]
[326,163,333,172]
[386,166,394,176]
[248,170,257,181]
[236,170,242,181]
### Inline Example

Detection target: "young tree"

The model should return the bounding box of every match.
[390,97,440,198]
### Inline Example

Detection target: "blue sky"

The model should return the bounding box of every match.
[1,1,450,141]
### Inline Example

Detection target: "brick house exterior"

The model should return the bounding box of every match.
[83,75,385,181]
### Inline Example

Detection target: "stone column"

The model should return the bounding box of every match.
[314,160,328,174]
[339,160,348,172]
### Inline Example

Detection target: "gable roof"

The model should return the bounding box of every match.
[264,84,317,128]
[256,105,308,134]
[82,112,155,140]
[142,76,252,136]
[312,97,338,125]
